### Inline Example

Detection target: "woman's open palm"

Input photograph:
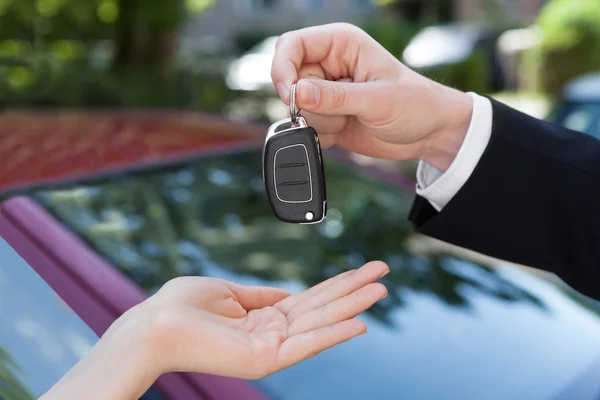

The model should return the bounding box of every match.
[143,261,389,379]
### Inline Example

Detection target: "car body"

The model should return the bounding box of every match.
[548,72,600,140]
[225,36,278,92]
[402,23,506,92]
[1,111,600,399]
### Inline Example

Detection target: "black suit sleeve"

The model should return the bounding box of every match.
[409,97,600,300]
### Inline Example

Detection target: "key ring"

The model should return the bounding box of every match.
[289,83,301,124]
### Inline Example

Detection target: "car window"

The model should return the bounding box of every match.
[554,102,600,139]
[34,150,415,295]
[32,149,600,400]
[0,237,166,399]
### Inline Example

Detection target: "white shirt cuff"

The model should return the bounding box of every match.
[415,92,493,211]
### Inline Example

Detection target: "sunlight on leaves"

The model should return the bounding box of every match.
[373,0,394,6]
[538,0,600,50]
[97,0,118,23]
[50,40,86,61]
[35,0,62,17]
[6,66,35,89]
[0,40,30,56]
[0,0,14,16]
[186,0,216,14]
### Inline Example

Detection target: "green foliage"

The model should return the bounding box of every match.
[525,0,600,93]
[0,0,114,41]
[361,18,419,59]
[0,0,235,110]
[137,0,181,30]
[0,58,237,110]
[423,49,491,93]
[186,0,216,14]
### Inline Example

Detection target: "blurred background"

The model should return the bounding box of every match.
[3,2,600,399]
[0,0,597,117]
[2,0,599,172]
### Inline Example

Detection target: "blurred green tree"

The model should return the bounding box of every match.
[113,0,183,74]
[0,0,183,71]
[523,0,600,93]
[0,0,236,109]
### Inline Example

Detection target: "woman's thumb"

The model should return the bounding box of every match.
[295,78,370,116]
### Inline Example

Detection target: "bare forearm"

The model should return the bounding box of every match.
[38,267,387,399]
[41,313,157,400]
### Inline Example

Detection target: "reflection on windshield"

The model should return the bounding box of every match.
[0,237,98,399]
[0,346,34,400]
[557,102,600,139]
[34,149,544,324]
[0,235,170,400]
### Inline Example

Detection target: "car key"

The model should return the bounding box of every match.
[263,83,327,223]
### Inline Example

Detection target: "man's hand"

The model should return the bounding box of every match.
[271,23,473,171]
[42,262,389,400]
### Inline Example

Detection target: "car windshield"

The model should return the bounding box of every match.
[0,237,98,399]
[33,148,600,399]
[0,227,167,399]
[34,149,416,295]
[553,101,600,139]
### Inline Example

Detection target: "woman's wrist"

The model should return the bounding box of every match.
[41,305,160,400]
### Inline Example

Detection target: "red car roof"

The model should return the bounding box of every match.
[0,110,265,195]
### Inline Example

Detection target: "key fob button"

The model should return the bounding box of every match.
[274,144,312,202]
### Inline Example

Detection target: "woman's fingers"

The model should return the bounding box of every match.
[275,261,388,317]
[227,283,291,311]
[276,319,366,370]
[287,282,387,336]
[286,261,388,320]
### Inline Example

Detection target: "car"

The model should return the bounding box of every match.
[548,72,600,140]
[2,110,600,399]
[225,36,278,92]
[402,23,506,92]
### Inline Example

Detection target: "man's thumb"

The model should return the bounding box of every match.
[295,78,370,116]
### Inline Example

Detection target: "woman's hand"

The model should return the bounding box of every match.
[42,261,389,400]
[271,23,473,171]
[145,260,388,378]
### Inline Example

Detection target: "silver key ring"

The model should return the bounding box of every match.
[289,83,301,124]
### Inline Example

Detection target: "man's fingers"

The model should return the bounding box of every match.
[276,261,388,317]
[228,284,291,311]
[296,79,376,117]
[296,64,348,148]
[277,319,366,370]
[298,110,346,149]
[287,282,387,336]
[298,62,328,80]
[271,23,367,100]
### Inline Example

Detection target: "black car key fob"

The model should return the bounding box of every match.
[263,84,326,223]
